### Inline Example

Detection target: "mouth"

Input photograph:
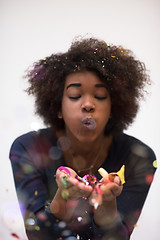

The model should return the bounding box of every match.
[81,117,96,130]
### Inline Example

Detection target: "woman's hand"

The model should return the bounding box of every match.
[99,174,123,201]
[50,167,93,222]
[93,174,123,227]
[56,166,93,199]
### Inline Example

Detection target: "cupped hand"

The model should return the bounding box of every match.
[56,167,93,200]
[92,174,123,227]
[99,174,123,202]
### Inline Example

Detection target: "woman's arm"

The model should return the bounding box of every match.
[9,134,64,240]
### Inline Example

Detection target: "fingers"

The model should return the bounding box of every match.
[100,181,123,201]
[56,166,123,203]
[67,177,93,198]
[56,169,93,200]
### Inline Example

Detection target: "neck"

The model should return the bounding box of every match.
[56,130,113,176]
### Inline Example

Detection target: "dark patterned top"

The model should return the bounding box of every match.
[9,128,156,240]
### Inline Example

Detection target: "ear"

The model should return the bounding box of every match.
[58,112,63,119]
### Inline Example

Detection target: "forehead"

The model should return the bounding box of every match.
[65,71,103,86]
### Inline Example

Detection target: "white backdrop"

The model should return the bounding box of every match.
[0,0,160,239]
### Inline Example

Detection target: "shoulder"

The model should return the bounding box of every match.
[12,127,56,143]
[114,133,156,160]
[9,128,57,156]
[116,133,156,181]
[107,133,156,174]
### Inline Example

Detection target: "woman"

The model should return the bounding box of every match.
[10,37,156,240]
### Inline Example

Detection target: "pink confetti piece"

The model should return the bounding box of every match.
[58,166,71,175]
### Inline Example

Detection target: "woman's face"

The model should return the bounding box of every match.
[59,71,111,143]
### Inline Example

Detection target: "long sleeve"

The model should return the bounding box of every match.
[9,130,156,240]
[106,134,157,234]
[9,132,62,240]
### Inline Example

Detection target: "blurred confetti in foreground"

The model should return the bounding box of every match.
[153,160,157,168]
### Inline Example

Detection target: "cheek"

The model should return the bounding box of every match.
[98,103,111,127]
[61,98,69,117]
[61,100,77,122]
[99,102,111,116]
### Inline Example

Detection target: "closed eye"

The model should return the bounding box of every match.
[68,96,81,100]
[95,96,107,100]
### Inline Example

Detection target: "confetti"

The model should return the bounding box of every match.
[37,212,47,222]
[61,176,68,188]
[34,190,38,196]
[22,163,34,174]
[98,168,108,179]
[82,174,97,186]
[25,218,35,226]
[153,160,157,168]
[61,189,69,200]
[145,173,154,185]
[58,221,67,228]
[11,233,20,239]
[62,229,72,237]
[89,185,102,209]
[49,146,62,160]
[116,165,125,184]
[98,165,125,184]
[35,226,40,231]
[77,216,82,222]
[58,166,71,175]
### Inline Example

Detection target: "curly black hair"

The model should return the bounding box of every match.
[26,37,150,135]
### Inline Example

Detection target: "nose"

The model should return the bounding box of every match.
[81,97,95,113]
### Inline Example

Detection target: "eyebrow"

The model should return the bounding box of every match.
[66,83,107,89]
[66,83,82,89]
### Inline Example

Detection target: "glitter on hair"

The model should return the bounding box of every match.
[25,37,151,135]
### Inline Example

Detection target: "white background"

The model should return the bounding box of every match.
[0,0,160,239]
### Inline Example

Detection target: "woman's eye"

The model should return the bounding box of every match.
[68,96,81,100]
[95,96,107,100]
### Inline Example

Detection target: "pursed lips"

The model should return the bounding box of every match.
[81,117,96,130]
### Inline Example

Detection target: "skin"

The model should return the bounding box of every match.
[50,71,123,226]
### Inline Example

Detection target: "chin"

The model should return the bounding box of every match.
[76,134,99,144]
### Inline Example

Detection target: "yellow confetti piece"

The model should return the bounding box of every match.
[61,189,69,200]
[153,160,157,168]
[116,165,125,184]
[133,224,137,228]
[98,165,125,184]
[34,190,38,196]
